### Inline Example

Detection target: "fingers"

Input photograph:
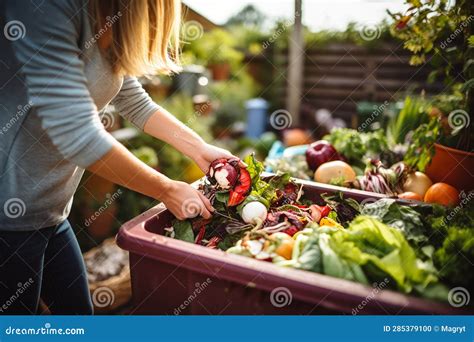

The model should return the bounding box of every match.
[198,192,214,213]
[200,207,212,219]
[197,192,213,219]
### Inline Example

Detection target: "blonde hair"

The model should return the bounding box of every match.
[90,0,181,76]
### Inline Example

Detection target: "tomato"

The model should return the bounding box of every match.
[424,183,460,207]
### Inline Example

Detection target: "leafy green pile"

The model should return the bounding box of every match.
[275,216,447,299]
[323,128,389,169]
[362,199,429,247]
[387,96,429,145]
[362,195,474,293]
[421,198,474,293]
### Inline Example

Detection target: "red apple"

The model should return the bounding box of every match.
[305,140,341,171]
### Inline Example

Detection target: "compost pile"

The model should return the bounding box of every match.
[166,155,474,302]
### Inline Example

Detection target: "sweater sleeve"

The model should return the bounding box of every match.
[6,0,116,168]
[112,76,161,130]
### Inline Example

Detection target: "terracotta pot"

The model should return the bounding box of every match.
[425,143,474,191]
[209,63,230,81]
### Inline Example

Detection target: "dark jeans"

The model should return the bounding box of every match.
[0,220,93,314]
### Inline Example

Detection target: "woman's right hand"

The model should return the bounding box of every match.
[161,180,214,220]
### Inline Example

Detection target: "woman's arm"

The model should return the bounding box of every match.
[112,77,241,172]
[143,107,236,172]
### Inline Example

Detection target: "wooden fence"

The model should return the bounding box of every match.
[251,43,445,125]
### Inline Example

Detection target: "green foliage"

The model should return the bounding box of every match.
[388,0,472,100]
[387,96,430,144]
[388,0,465,65]
[184,28,244,68]
[419,199,474,291]
[323,128,389,169]
[208,72,260,132]
[225,4,266,28]
[231,25,268,55]
[305,21,393,49]
[403,118,441,171]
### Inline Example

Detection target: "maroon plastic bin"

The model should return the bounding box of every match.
[116,179,470,315]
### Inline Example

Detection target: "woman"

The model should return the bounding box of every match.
[0,0,238,314]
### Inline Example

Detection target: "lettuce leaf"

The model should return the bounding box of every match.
[328,216,445,295]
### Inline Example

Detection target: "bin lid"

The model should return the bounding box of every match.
[245,98,269,110]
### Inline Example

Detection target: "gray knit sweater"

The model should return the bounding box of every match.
[0,0,160,230]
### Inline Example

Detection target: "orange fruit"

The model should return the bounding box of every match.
[275,238,294,260]
[424,183,460,207]
[398,191,423,202]
[283,129,312,147]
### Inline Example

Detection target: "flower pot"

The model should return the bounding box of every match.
[209,63,231,81]
[425,143,474,191]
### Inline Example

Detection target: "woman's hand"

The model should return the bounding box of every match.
[161,180,214,220]
[194,143,245,173]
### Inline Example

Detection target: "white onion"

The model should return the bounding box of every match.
[241,201,268,224]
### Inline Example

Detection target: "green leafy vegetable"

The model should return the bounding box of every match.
[361,199,428,247]
[329,216,447,297]
[387,96,429,144]
[172,220,194,243]
[403,118,440,172]
[323,128,388,168]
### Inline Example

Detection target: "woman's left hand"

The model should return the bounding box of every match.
[194,143,244,173]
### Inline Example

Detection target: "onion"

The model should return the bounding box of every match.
[241,201,268,224]
[208,158,239,190]
[403,171,432,197]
